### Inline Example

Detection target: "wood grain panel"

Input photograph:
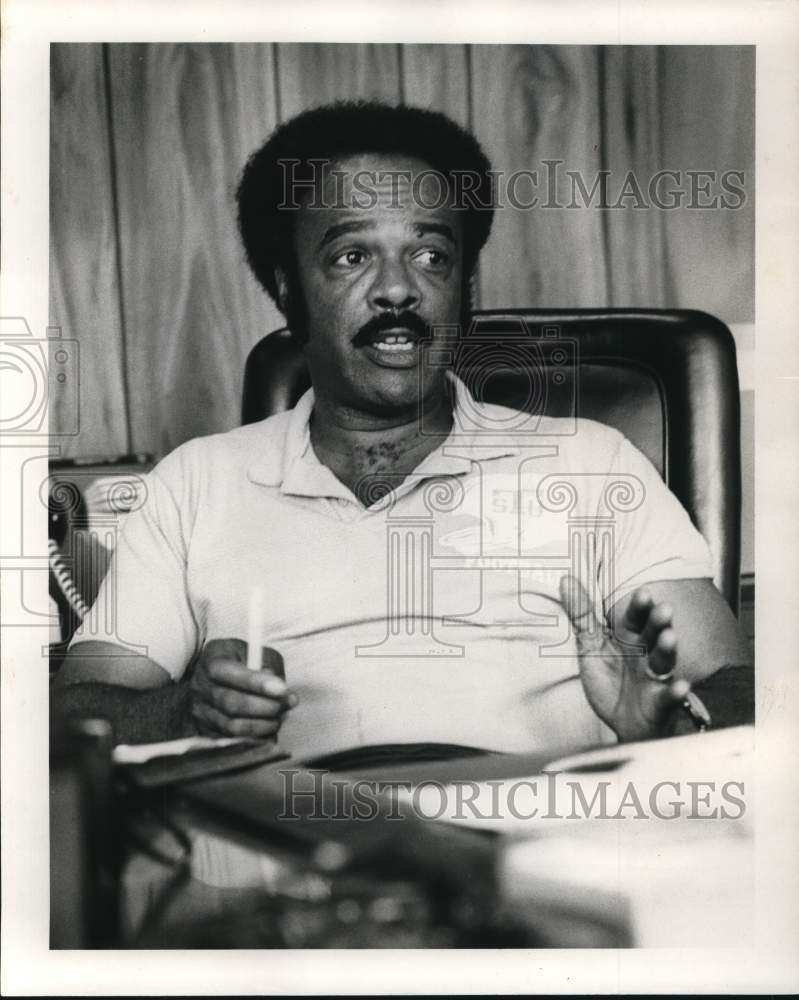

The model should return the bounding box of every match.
[276,42,401,120]
[107,43,284,457]
[49,44,129,457]
[400,44,470,124]
[57,42,755,464]
[601,47,669,307]
[659,46,755,324]
[470,45,608,309]
[224,46,291,355]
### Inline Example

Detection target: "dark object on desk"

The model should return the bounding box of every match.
[243,309,742,612]
[69,665,752,949]
[127,746,632,948]
[118,739,289,789]
[132,760,565,949]
[134,876,454,948]
[50,717,119,948]
[134,872,540,949]
[303,741,488,771]
[167,758,508,940]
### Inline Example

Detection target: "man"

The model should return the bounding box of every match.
[53,102,752,756]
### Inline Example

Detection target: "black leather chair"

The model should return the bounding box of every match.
[242,309,741,613]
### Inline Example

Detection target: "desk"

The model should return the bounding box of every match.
[115,734,752,947]
[52,667,755,948]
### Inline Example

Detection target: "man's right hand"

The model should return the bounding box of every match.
[188,637,297,739]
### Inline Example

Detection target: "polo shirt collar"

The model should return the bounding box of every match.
[248,373,520,499]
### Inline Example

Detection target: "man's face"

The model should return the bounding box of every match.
[283,153,465,417]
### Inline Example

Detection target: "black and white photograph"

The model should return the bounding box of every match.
[2,0,798,994]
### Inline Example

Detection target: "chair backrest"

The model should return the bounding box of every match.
[242,309,741,612]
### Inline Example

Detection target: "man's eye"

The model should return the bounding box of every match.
[332,249,367,268]
[413,249,448,269]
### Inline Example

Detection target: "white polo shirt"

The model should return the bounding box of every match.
[71,378,713,759]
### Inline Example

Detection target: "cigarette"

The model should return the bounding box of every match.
[246,586,265,671]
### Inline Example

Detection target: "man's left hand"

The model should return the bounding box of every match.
[560,574,692,742]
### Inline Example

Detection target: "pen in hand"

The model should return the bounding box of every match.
[246,585,291,696]
[246,586,266,672]
[188,591,296,738]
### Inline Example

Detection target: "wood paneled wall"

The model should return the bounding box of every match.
[50,43,754,460]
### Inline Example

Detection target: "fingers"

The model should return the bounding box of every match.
[640,601,674,652]
[647,625,678,678]
[204,654,291,699]
[622,589,679,681]
[193,701,283,740]
[559,575,603,636]
[259,645,286,679]
[202,637,286,683]
[202,636,248,663]
[637,625,686,737]
[622,589,675,653]
[640,675,691,736]
[191,639,296,739]
[191,676,296,737]
[621,588,654,634]
[196,678,289,719]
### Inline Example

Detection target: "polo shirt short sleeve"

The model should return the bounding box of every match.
[69,381,716,759]
[69,440,203,675]
[597,429,714,613]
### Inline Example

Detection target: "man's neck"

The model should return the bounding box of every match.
[309,388,454,505]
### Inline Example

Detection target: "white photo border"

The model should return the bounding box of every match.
[2,0,798,993]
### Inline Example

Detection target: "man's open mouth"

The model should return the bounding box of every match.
[353,314,428,367]
[366,330,420,354]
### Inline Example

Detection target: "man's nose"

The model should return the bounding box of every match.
[368,256,420,312]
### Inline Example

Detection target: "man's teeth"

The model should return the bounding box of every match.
[373,334,415,352]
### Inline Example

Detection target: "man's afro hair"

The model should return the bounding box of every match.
[236,101,495,303]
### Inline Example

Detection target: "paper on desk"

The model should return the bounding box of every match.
[113,736,248,765]
[543,722,754,774]
[500,818,754,947]
[403,725,754,835]
[400,726,756,947]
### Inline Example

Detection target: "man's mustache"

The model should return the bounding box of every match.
[352,311,430,347]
